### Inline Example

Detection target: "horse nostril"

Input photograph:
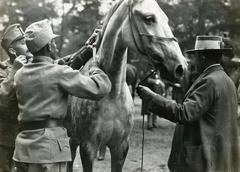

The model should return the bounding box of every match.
[175,65,184,78]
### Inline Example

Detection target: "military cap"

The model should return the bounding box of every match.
[186,36,232,54]
[1,23,25,52]
[25,19,58,54]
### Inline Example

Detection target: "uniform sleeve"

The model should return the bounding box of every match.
[0,67,17,107]
[149,77,216,124]
[59,65,111,101]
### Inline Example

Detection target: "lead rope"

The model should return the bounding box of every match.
[137,69,157,172]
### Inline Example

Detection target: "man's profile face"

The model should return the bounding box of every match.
[50,39,59,60]
[10,37,33,59]
[194,51,205,73]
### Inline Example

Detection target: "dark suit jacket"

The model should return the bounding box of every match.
[149,65,240,172]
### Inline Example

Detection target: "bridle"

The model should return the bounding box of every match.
[128,0,178,62]
[128,1,178,171]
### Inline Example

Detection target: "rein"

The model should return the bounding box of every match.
[137,68,157,172]
[128,0,177,61]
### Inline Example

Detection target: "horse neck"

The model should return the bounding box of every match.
[98,32,127,96]
[98,3,128,96]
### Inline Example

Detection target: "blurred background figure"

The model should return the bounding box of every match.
[126,63,138,101]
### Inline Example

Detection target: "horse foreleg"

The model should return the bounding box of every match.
[67,138,79,172]
[110,140,129,172]
[79,143,96,172]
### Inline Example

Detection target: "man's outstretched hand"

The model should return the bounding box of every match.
[136,85,156,101]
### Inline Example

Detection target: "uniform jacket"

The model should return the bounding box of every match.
[149,65,240,172]
[13,56,111,163]
[0,60,19,147]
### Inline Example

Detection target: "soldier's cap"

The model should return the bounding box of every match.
[25,19,58,54]
[1,23,25,52]
[185,35,232,54]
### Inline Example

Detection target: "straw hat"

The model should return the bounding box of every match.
[25,19,58,54]
[1,23,25,52]
[185,36,232,54]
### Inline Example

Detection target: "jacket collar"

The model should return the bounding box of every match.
[183,64,223,100]
[32,55,54,64]
[203,64,222,73]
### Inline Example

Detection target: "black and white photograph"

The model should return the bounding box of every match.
[0,0,240,171]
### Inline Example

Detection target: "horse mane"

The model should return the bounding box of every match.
[101,0,124,33]
[97,0,124,46]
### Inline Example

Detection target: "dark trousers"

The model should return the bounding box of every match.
[0,145,15,172]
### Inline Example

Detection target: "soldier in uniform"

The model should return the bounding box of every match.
[13,19,111,172]
[0,24,33,172]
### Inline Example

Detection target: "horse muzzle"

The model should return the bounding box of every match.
[175,64,184,79]
[153,61,185,81]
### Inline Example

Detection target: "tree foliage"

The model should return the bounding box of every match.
[59,0,103,56]
[0,0,239,60]
[157,0,236,54]
[0,0,57,30]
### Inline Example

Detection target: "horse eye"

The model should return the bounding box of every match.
[144,15,155,24]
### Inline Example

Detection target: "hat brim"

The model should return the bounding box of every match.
[185,48,232,54]
[11,34,25,44]
[51,34,59,40]
[53,34,59,38]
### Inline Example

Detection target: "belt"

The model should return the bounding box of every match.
[20,119,63,131]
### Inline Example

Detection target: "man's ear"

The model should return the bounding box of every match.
[8,48,16,56]
[47,42,52,52]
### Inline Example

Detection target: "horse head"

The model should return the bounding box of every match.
[121,0,187,81]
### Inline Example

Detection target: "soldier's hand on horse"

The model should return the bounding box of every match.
[62,54,72,64]
[13,55,27,70]
[136,85,157,100]
[56,55,72,65]
[89,59,100,70]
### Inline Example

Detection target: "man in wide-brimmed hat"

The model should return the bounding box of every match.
[12,19,111,172]
[137,35,240,172]
[0,23,33,172]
